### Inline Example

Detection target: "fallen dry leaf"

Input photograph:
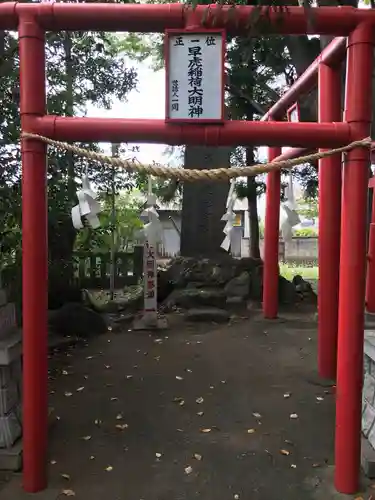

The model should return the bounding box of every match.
[280,449,290,456]
[104,365,111,369]
[61,473,70,480]
[193,453,202,461]
[197,411,204,416]
[196,397,204,404]
[173,397,185,406]
[185,466,193,475]
[116,424,128,430]
[200,428,211,433]
[105,466,113,472]
[247,428,256,434]
[61,489,76,497]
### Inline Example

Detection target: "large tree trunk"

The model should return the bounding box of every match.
[246,147,261,259]
[48,33,79,308]
[180,146,231,257]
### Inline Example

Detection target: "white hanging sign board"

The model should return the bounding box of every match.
[165,30,225,123]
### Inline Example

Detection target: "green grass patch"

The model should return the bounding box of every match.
[279,262,319,281]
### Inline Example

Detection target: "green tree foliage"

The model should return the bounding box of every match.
[75,192,143,253]
[0,21,138,302]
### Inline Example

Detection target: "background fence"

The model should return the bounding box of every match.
[73,246,143,289]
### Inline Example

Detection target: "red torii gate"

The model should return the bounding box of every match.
[0,2,374,495]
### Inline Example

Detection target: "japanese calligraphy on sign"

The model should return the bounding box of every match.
[143,241,157,315]
[166,31,224,121]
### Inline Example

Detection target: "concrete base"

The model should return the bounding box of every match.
[0,439,22,471]
[132,314,168,331]
[0,474,62,499]
[0,332,22,366]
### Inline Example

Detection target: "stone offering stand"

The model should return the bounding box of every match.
[0,287,22,471]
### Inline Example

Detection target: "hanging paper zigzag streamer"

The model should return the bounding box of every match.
[221,180,237,252]
[280,173,300,243]
[71,175,102,230]
[140,192,163,247]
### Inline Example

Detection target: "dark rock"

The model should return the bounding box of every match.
[164,288,227,310]
[48,302,108,338]
[48,285,82,310]
[185,307,230,323]
[249,265,263,301]
[278,276,298,305]
[224,272,250,298]
[292,275,313,293]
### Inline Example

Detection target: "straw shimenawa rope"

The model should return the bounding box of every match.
[22,132,372,182]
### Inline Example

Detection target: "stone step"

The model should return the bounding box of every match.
[0,303,16,341]
[0,384,19,416]
[0,360,21,389]
[0,407,21,449]
[0,331,22,366]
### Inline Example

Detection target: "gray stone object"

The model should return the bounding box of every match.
[185,307,230,323]
[224,272,250,298]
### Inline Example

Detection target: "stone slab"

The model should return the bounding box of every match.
[0,439,22,471]
[185,307,230,323]
[132,314,169,331]
[0,303,16,340]
[0,331,22,366]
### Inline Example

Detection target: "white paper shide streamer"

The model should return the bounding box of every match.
[140,193,163,248]
[71,175,102,230]
[221,180,237,252]
[280,173,300,243]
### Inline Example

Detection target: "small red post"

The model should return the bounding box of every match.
[263,146,282,318]
[366,176,375,312]
[335,23,374,494]
[19,16,48,492]
[318,62,342,380]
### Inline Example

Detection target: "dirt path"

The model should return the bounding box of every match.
[0,308,371,499]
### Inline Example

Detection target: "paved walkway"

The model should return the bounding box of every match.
[0,307,372,499]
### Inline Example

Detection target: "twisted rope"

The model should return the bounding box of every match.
[22,132,372,182]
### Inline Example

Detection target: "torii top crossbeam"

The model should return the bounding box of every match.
[0,3,374,35]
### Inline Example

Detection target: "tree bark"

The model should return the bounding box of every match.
[246,147,261,259]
